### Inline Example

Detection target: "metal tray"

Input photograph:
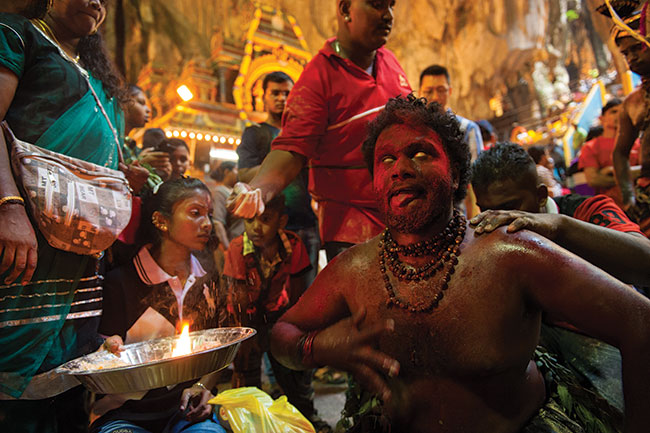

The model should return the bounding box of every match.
[55,327,256,394]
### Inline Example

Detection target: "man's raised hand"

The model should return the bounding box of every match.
[311,307,400,402]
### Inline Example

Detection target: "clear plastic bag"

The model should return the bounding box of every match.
[209,387,315,433]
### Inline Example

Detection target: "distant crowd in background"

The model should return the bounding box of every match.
[2,1,650,433]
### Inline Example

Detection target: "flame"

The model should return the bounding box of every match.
[172,322,192,357]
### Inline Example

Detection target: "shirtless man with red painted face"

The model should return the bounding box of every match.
[270,95,650,433]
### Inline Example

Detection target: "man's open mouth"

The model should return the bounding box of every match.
[389,187,423,208]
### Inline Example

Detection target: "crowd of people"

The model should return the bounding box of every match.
[1,1,650,433]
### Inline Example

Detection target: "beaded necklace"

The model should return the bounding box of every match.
[379,210,466,313]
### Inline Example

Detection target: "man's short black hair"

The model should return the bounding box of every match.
[602,98,622,115]
[419,64,450,86]
[142,128,166,149]
[210,161,236,182]
[262,71,294,92]
[362,94,470,203]
[527,145,547,165]
[471,142,538,193]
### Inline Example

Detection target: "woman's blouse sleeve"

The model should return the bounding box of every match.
[0,15,27,78]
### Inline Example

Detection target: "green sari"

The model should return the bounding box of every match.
[0,13,124,399]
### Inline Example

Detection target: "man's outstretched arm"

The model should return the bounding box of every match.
[502,230,650,433]
[613,105,639,208]
[471,209,650,286]
[270,251,399,401]
[228,150,306,218]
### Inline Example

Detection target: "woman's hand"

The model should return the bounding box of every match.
[312,307,399,401]
[100,335,124,354]
[180,383,214,422]
[119,161,149,194]
[0,204,37,284]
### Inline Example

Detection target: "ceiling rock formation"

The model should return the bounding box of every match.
[108,0,614,123]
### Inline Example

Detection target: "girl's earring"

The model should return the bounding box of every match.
[344,15,351,22]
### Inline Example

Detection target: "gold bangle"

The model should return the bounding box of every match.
[0,196,24,207]
[194,382,208,390]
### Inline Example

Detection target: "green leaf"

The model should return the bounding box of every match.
[566,10,579,21]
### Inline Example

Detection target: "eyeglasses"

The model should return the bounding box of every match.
[420,86,449,97]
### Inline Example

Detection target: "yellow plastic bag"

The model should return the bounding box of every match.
[209,387,316,433]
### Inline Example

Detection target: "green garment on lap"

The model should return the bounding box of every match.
[340,347,623,433]
[0,13,123,398]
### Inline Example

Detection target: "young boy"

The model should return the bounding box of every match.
[222,194,329,431]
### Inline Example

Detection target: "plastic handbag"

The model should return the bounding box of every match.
[209,387,315,433]
[3,123,132,256]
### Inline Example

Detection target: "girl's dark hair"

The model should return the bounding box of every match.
[165,138,190,153]
[138,178,211,248]
[78,32,127,103]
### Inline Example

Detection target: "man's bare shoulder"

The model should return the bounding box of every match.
[312,236,381,287]
[623,88,644,112]
[465,225,562,267]
[325,236,380,272]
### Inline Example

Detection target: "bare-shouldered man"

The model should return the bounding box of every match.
[271,96,650,433]
[612,18,650,236]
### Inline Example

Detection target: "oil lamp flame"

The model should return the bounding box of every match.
[172,322,191,357]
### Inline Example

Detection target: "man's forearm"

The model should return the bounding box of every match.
[555,215,650,286]
[237,165,260,184]
[249,149,306,203]
[613,149,635,205]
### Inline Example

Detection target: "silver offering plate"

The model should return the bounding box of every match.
[55,327,256,394]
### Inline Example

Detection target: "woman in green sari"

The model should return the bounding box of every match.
[0,1,128,431]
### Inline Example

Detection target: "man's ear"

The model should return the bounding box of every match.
[338,0,351,18]
[536,184,548,208]
[448,86,453,98]
[279,214,289,230]
[451,165,460,191]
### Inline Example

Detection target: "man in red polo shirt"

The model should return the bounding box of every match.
[229,0,411,259]
[579,98,640,208]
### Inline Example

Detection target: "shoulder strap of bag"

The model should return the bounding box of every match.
[28,22,124,165]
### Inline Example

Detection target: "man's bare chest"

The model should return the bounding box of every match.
[355,266,539,376]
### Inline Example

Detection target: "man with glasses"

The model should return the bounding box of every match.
[419,64,484,161]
